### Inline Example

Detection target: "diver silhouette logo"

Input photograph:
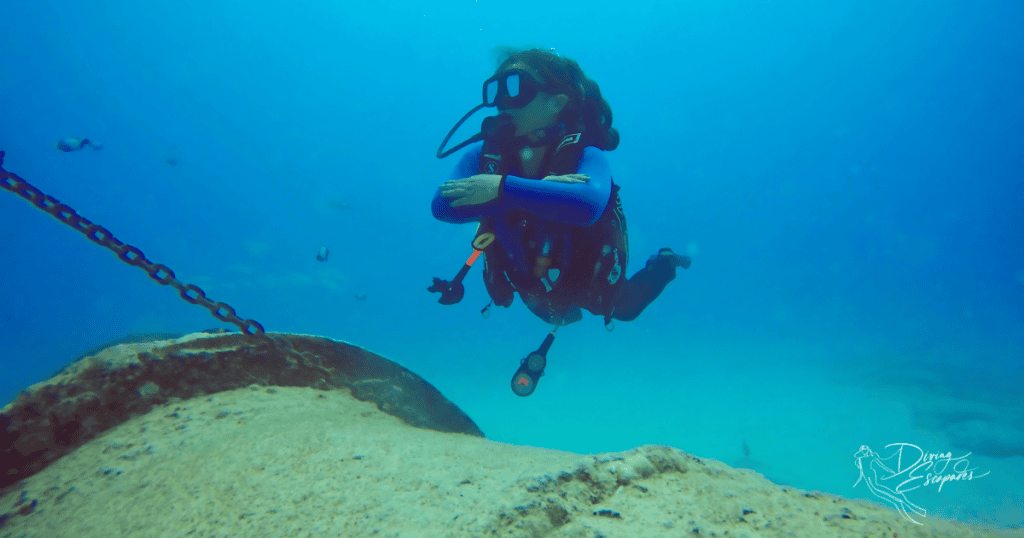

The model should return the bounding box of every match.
[853,444,990,525]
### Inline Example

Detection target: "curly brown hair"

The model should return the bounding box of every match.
[494,48,620,152]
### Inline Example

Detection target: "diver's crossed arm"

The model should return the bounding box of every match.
[432,144,501,223]
[541,174,590,183]
[502,147,613,226]
[432,144,613,226]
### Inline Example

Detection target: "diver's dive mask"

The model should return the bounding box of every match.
[437,70,560,159]
[484,69,551,109]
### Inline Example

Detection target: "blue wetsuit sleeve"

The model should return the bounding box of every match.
[501,146,612,226]
[431,142,504,223]
[431,144,613,226]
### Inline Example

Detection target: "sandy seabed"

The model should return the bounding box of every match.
[1,384,1015,537]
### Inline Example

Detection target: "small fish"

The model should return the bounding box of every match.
[56,138,102,152]
[316,246,329,262]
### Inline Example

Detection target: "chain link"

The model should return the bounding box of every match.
[0,151,265,335]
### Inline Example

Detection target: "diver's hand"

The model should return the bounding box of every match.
[439,174,502,207]
[541,173,590,183]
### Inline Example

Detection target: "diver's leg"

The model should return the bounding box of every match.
[611,248,690,321]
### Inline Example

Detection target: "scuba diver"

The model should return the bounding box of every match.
[429,48,691,396]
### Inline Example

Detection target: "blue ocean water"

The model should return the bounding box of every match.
[1,0,1021,530]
